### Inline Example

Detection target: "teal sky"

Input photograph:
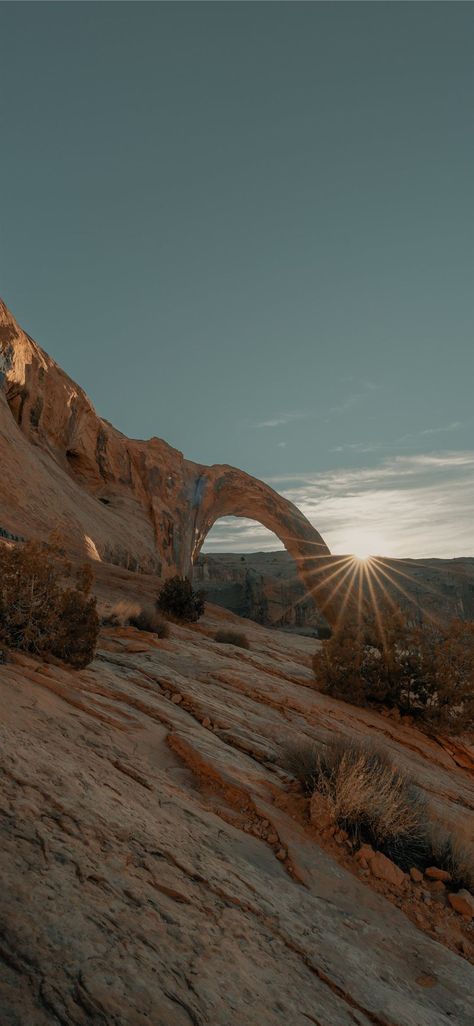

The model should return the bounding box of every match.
[1,2,473,557]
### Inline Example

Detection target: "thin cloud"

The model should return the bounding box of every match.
[203,451,474,558]
[254,410,310,429]
[420,421,462,437]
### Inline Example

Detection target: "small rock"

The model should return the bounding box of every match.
[201,717,211,728]
[421,891,431,905]
[430,880,446,894]
[410,867,423,884]
[267,832,278,845]
[369,852,405,889]
[275,848,287,861]
[171,693,183,704]
[355,845,375,863]
[425,867,451,882]
[448,890,474,921]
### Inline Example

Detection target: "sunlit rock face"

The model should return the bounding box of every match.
[0,299,337,620]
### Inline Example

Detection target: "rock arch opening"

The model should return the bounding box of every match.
[194,517,327,632]
[184,467,339,625]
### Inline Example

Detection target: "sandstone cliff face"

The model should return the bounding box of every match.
[195,550,326,631]
[0,300,337,619]
[195,551,474,631]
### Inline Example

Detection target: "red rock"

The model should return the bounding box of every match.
[448,890,474,920]
[410,867,423,883]
[425,867,451,882]
[171,693,183,704]
[355,845,375,863]
[276,848,287,861]
[369,852,405,889]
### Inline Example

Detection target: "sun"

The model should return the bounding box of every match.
[352,549,372,561]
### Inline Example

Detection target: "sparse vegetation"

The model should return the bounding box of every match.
[101,600,141,627]
[129,607,169,637]
[101,600,169,637]
[0,541,99,668]
[313,606,474,734]
[157,576,205,622]
[282,735,474,886]
[214,629,250,649]
[432,831,474,894]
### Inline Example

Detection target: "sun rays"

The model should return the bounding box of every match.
[295,545,445,632]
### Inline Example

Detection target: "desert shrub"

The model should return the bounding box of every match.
[0,542,99,668]
[429,827,474,893]
[157,576,205,622]
[214,629,249,649]
[101,600,142,627]
[313,607,474,733]
[281,740,321,794]
[283,737,430,870]
[128,607,169,638]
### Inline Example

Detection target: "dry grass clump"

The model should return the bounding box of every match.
[101,600,142,627]
[128,607,169,638]
[281,740,321,795]
[431,828,474,893]
[214,629,250,649]
[283,737,430,870]
[0,541,99,669]
[313,606,474,734]
[101,601,169,637]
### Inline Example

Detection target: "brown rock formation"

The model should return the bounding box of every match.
[0,299,336,619]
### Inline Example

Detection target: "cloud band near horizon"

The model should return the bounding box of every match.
[202,451,474,559]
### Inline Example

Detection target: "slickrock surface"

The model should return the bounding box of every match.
[0,299,339,619]
[1,602,473,1025]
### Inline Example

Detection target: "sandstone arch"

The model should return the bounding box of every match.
[180,466,340,625]
[0,299,343,625]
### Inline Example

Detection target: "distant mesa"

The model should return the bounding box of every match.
[0,299,339,621]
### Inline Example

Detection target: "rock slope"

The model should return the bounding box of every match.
[1,590,473,1025]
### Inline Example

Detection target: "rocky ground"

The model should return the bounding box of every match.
[1,591,473,1025]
